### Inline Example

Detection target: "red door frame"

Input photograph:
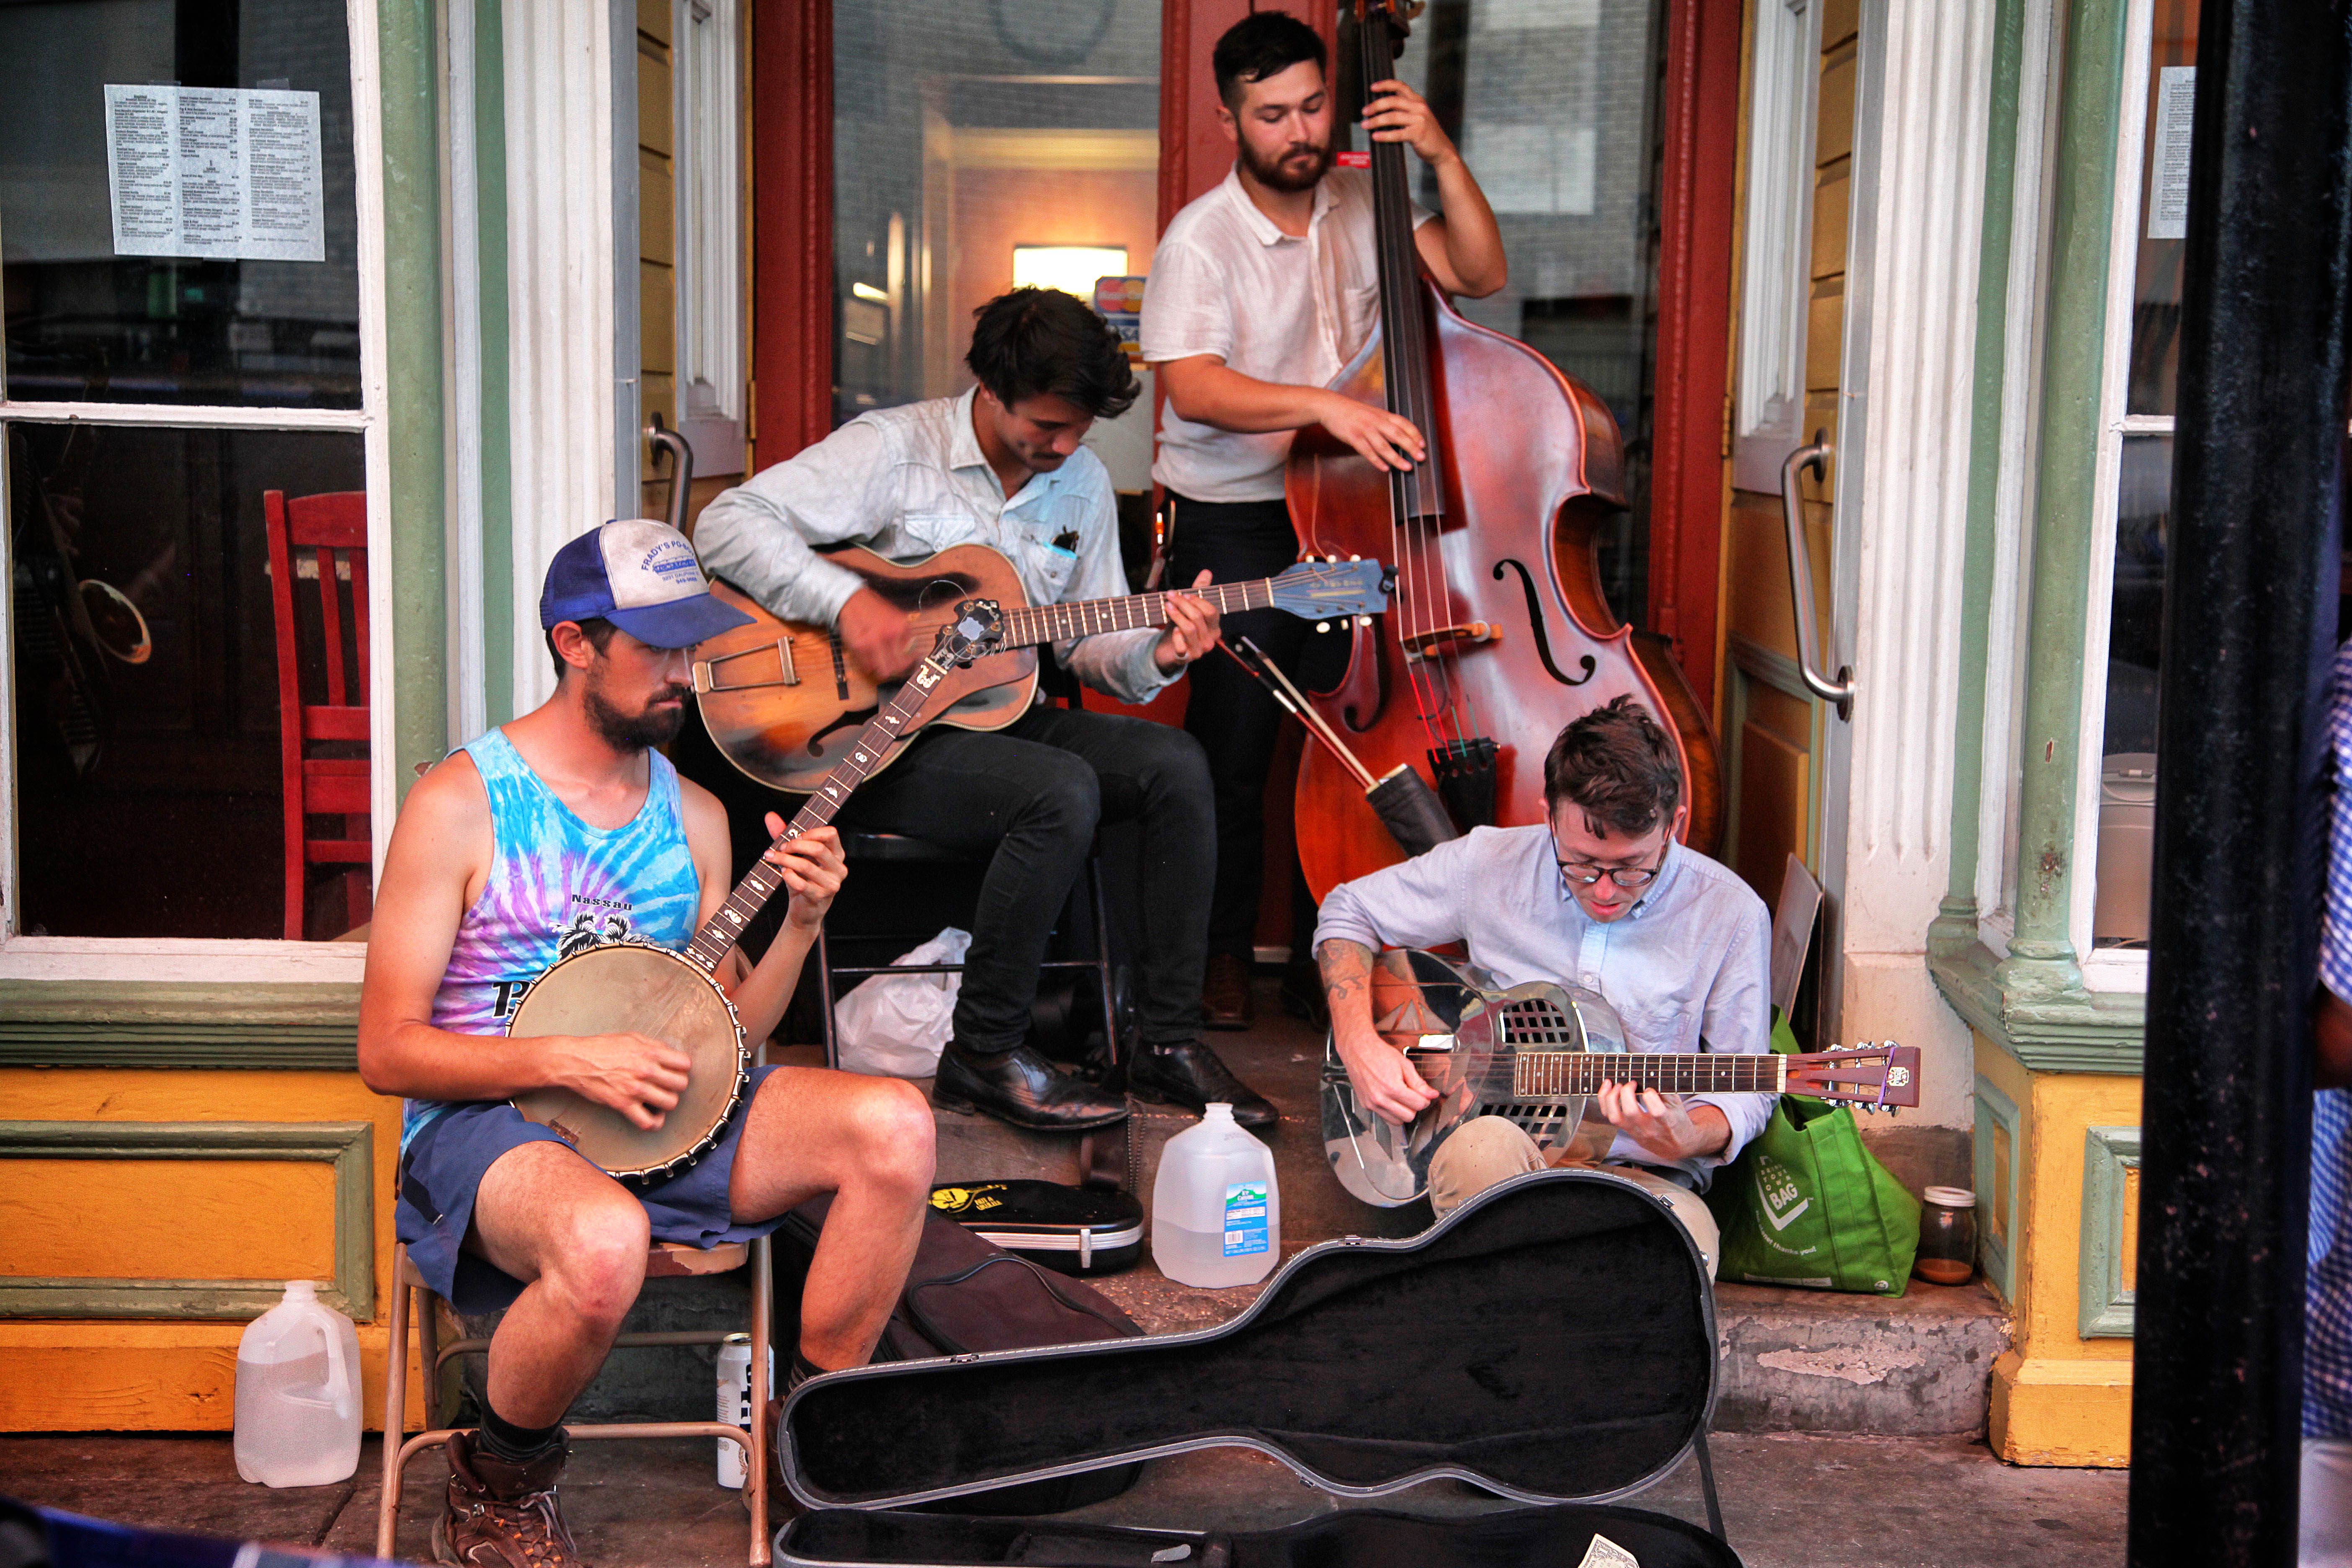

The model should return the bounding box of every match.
[1649,0,1741,718]
[750,0,1738,717]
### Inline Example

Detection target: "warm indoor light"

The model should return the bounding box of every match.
[1012,245,1129,301]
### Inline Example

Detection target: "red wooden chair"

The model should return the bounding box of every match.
[264,490,371,941]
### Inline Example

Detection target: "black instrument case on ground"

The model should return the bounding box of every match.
[777,1169,1743,1567]
[927,1180,1145,1276]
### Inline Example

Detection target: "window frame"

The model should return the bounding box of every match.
[2071,0,2162,993]
[0,0,392,983]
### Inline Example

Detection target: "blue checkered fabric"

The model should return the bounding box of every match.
[2309,639,2352,1438]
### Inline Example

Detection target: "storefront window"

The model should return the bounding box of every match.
[2086,0,2195,965]
[0,0,362,409]
[2124,0,2198,418]
[1370,0,1665,627]
[830,0,1160,431]
[0,0,376,955]
[10,424,368,939]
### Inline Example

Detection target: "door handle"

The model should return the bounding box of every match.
[1778,434,1854,721]
[646,411,696,535]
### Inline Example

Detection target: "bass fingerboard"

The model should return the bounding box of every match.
[1000,580,1275,647]
[681,650,958,974]
[1509,1053,1787,1098]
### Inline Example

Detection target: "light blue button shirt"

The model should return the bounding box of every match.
[1315,823,1777,1188]
[692,387,1171,706]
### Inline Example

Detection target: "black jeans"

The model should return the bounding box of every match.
[833,703,1214,1054]
[1167,493,1343,961]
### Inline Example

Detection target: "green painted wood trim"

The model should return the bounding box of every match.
[2079,1122,2139,1337]
[0,1121,374,1320]
[0,982,358,1068]
[475,0,514,727]
[1996,0,2131,1003]
[1973,1073,2023,1304]
[380,0,450,794]
[1932,940,2143,1071]
[1937,0,2031,949]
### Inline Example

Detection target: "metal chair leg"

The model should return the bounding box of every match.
[748,1235,774,1565]
[1086,850,1122,1075]
[815,921,839,1070]
[376,1248,411,1560]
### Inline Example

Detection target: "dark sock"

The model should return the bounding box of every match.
[787,1351,829,1392]
[477,1403,563,1464]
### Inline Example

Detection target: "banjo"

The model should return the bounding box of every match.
[506,601,1006,1182]
[1322,948,1919,1207]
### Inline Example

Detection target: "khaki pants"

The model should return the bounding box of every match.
[2307,1439,2352,1564]
[1426,1115,1720,1280]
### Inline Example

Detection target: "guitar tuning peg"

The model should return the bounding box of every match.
[1316,621,1331,633]
[1358,615,1372,628]
[1349,554,1362,562]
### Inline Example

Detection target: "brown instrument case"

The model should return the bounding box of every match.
[776,1169,1743,1566]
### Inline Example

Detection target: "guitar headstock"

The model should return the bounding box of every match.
[1269,557,1390,619]
[1783,1042,1919,1111]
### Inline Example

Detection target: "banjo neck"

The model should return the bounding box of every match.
[678,609,994,975]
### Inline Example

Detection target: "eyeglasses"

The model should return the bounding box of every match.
[1553,842,1668,890]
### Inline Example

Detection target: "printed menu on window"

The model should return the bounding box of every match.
[104,84,325,262]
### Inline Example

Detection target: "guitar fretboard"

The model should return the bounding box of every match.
[680,653,954,974]
[1000,579,1276,648]
[1509,1053,1785,1098]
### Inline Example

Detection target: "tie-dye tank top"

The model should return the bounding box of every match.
[404,727,704,1150]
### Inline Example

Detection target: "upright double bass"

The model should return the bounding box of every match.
[1285,0,1722,899]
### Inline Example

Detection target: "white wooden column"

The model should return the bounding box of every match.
[1821,0,1997,1128]
[501,0,621,715]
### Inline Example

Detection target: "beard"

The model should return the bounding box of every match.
[584,681,691,752]
[1239,131,1333,194]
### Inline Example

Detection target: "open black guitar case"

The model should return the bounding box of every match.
[777,1169,1743,1567]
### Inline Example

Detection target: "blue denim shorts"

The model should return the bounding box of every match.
[395,1065,783,1313]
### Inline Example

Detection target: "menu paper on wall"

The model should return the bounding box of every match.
[104,85,325,261]
[2148,66,2196,242]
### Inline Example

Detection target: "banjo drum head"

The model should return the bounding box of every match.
[507,943,747,1181]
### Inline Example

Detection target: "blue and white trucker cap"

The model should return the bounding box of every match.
[538,518,752,649]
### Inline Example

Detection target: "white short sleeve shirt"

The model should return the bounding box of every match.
[1140,165,1431,503]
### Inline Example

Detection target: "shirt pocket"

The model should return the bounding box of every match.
[898,510,974,554]
[1017,519,1081,603]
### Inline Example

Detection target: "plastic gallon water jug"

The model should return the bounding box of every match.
[1152,1103,1280,1287]
[235,1280,361,1487]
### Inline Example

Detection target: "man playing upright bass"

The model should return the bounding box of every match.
[1142,9,1509,1026]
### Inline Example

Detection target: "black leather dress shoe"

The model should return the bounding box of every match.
[1127,1042,1278,1128]
[933,1043,1131,1132]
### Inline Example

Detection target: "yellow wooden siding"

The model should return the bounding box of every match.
[1733,687,1812,896]
[0,1068,420,1433]
[0,1159,336,1281]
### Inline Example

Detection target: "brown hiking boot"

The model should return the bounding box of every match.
[432,1428,587,1567]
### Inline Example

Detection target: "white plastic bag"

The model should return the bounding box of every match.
[833,926,971,1078]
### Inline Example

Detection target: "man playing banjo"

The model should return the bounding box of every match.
[361,520,935,1566]
[1314,698,1773,1275]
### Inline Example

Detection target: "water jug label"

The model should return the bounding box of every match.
[1223,1181,1269,1258]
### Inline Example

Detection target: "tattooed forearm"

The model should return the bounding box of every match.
[1317,939,1374,1007]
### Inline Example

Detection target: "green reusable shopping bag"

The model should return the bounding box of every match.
[1705,1009,1922,1296]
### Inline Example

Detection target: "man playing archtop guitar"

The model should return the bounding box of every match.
[693,286,1276,1132]
[1315,697,1775,1275]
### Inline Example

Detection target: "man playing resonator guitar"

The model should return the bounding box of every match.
[693,286,1277,1132]
[360,522,936,1567]
[1316,697,1775,1275]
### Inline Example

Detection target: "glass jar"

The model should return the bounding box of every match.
[1914,1186,1978,1285]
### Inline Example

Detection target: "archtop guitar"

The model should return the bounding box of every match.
[693,544,1387,793]
[1322,948,1919,1207]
